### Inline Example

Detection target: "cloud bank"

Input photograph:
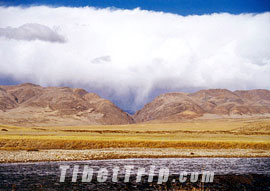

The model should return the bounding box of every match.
[0,6,269,112]
[0,23,66,42]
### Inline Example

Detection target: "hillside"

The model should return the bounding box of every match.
[134,89,270,122]
[1,84,270,125]
[0,83,134,126]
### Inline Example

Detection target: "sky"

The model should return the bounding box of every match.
[0,1,270,113]
[1,0,270,15]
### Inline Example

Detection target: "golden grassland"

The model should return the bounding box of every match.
[0,118,270,151]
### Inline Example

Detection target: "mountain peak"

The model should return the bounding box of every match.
[0,83,134,126]
[134,88,270,122]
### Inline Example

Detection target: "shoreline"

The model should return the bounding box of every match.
[1,148,269,163]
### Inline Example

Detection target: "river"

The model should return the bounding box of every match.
[0,157,270,190]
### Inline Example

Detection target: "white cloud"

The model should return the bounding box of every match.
[0,6,269,112]
[0,23,66,42]
[91,56,111,64]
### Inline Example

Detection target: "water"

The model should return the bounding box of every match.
[0,158,270,190]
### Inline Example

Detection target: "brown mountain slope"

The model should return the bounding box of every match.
[134,93,204,122]
[189,89,246,115]
[134,89,270,123]
[0,83,134,126]
[234,89,270,103]
[1,84,270,125]
[0,88,18,110]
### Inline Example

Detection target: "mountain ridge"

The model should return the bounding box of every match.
[134,88,270,122]
[0,83,270,125]
[0,83,134,126]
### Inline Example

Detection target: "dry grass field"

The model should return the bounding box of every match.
[0,118,270,151]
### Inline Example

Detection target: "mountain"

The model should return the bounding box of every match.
[0,83,134,126]
[134,89,270,122]
[134,93,204,122]
[1,84,270,125]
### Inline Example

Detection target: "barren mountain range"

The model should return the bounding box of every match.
[0,83,134,126]
[0,83,270,126]
[134,89,270,122]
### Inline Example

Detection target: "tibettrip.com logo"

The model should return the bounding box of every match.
[59,165,214,184]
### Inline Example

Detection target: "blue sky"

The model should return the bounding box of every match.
[1,0,270,15]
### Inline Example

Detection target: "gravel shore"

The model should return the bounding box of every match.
[1,148,269,163]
